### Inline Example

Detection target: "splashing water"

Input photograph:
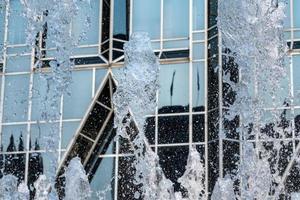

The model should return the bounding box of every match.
[64,157,91,200]
[113,32,174,199]
[113,33,206,200]
[19,0,91,193]
[218,0,288,198]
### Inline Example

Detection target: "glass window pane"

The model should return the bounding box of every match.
[193,0,205,30]
[163,0,189,39]
[6,56,31,73]
[31,74,61,121]
[72,0,100,45]
[157,146,189,192]
[132,0,160,40]
[114,0,129,40]
[7,0,27,45]
[63,70,93,119]
[158,115,189,144]
[90,157,115,200]
[158,63,189,113]
[294,0,300,28]
[193,62,205,111]
[294,56,300,105]
[193,43,205,60]
[0,2,5,57]
[62,121,80,149]
[30,123,59,151]
[284,0,291,28]
[3,74,29,122]
[2,125,27,152]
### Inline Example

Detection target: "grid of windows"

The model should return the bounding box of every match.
[0,0,206,199]
[1,0,300,199]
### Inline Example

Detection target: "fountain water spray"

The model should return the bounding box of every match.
[218,0,288,198]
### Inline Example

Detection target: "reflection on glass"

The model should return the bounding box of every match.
[90,157,115,200]
[164,0,189,38]
[30,123,59,150]
[118,156,141,199]
[158,146,189,192]
[132,0,160,39]
[2,153,25,183]
[114,0,129,40]
[158,115,189,144]
[158,63,189,113]
[192,62,205,111]
[193,114,205,142]
[2,125,27,152]
[3,74,30,122]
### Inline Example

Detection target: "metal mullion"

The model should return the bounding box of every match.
[188,0,193,150]
[109,0,114,64]
[291,0,294,47]
[155,89,159,154]
[129,0,133,36]
[58,95,64,162]
[98,0,103,56]
[95,100,112,111]
[0,0,9,155]
[204,0,209,197]
[57,71,110,171]
[159,0,164,58]
[92,67,96,97]
[114,137,119,200]
[218,15,224,179]
[79,133,96,143]
[290,55,296,152]
[24,46,35,185]
[83,110,114,166]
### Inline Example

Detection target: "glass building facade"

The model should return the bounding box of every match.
[0,0,299,199]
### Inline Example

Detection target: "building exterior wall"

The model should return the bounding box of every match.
[0,0,299,199]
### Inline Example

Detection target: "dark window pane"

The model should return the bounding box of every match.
[118,156,141,200]
[81,104,110,140]
[97,79,111,108]
[158,146,189,192]
[193,114,205,142]
[158,115,189,144]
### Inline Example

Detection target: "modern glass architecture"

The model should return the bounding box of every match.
[0,0,299,199]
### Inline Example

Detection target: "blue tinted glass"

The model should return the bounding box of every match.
[63,70,93,119]
[284,0,291,28]
[164,0,189,38]
[3,74,29,122]
[158,63,189,113]
[293,55,300,105]
[2,125,27,152]
[0,2,5,55]
[7,0,27,44]
[114,0,128,38]
[90,157,115,199]
[72,0,99,45]
[294,0,300,28]
[31,74,61,121]
[193,0,205,30]
[193,62,205,110]
[132,0,160,40]
[62,121,80,149]
[6,56,31,72]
